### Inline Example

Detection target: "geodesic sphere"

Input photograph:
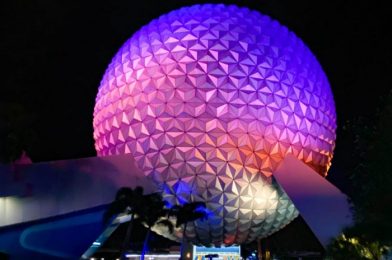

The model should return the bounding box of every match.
[93,4,336,245]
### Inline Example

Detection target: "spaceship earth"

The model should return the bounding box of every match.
[93,4,336,245]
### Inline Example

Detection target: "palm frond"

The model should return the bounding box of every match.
[157,219,174,234]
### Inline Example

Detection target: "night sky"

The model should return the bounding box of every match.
[1,0,391,189]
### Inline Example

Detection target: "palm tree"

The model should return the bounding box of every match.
[135,192,174,260]
[169,202,208,259]
[103,186,144,259]
[105,187,175,259]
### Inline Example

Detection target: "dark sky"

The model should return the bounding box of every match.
[1,0,391,188]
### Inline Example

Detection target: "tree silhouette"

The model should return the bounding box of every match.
[103,186,144,259]
[169,202,208,259]
[327,90,392,258]
[137,192,173,260]
[344,92,392,244]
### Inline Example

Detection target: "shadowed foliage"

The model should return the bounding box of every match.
[103,186,144,259]
[169,202,208,259]
[327,91,392,259]
[103,187,174,259]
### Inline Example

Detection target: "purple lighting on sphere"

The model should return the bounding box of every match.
[93,4,336,245]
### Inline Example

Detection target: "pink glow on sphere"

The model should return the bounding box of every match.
[93,4,336,245]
